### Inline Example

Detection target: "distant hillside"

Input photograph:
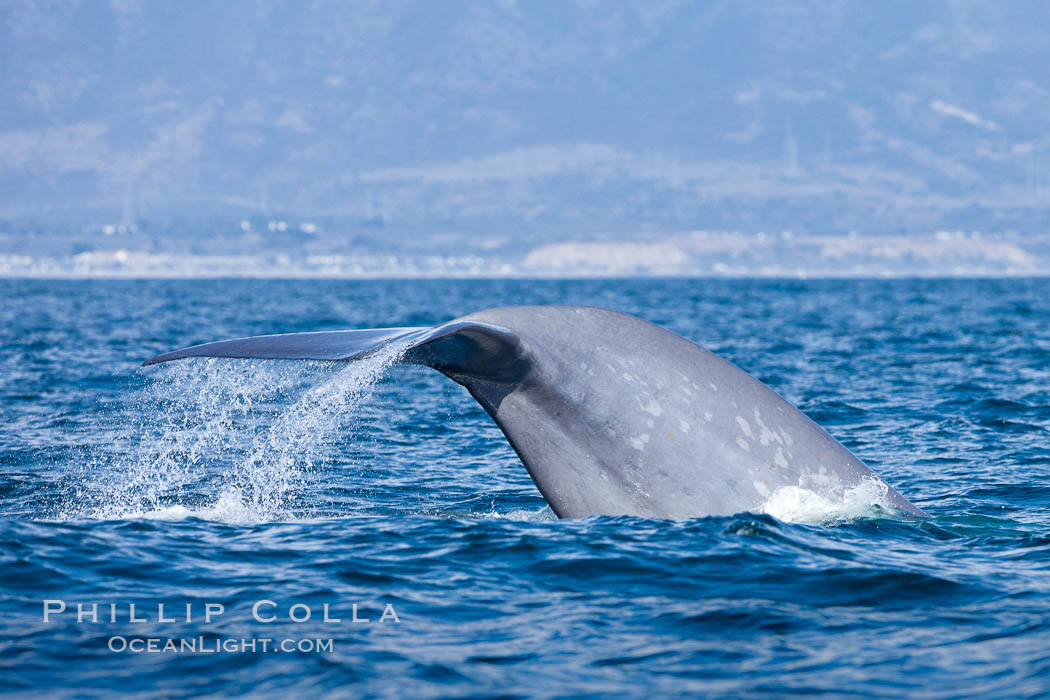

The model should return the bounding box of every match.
[2,0,1049,251]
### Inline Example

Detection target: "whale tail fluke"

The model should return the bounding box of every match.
[141,306,929,520]
[142,326,427,365]
[142,321,527,382]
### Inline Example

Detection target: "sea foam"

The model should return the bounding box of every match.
[757,476,895,525]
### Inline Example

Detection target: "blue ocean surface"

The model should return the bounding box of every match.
[1,278,1049,697]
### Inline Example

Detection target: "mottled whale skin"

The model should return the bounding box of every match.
[144,305,926,519]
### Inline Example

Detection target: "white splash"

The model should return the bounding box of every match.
[482,506,557,522]
[88,343,407,523]
[757,476,894,525]
[108,489,260,523]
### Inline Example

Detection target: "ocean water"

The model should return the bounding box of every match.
[1,277,1049,697]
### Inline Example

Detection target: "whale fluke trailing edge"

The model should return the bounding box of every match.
[143,305,927,520]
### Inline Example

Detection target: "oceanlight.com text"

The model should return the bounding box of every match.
[108,636,334,654]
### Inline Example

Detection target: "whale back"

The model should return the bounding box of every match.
[143,305,926,519]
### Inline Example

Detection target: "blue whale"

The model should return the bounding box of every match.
[144,305,927,519]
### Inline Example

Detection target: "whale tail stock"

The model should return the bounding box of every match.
[142,305,928,520]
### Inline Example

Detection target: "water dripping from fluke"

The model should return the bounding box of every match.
[80,343,409,524]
